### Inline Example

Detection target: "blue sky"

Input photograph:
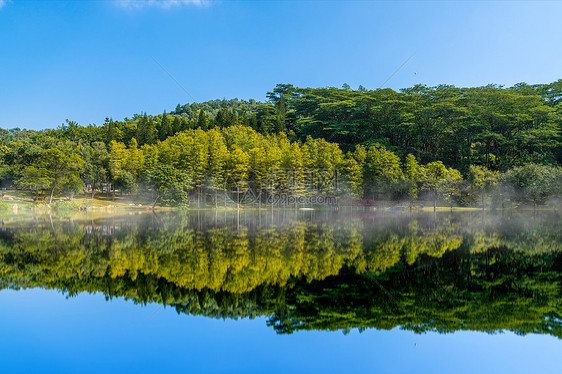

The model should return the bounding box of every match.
[1,289,560,374]
[0,0,561,130]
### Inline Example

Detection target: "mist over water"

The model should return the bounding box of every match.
[1,209,561,338]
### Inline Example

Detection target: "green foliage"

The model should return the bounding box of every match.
[274,82,561,170]
[16,166,52,196]
[467,165,500,207]
[14,143,84,202]
[420,161,463,204]
[80,141,109,198]
[359,145,403,199]
[402,154,422,200]
[501,163,562,204]
[114,171,136,194]
[148,165,192,206]
[468,165,499,193]
[2,80,562,207]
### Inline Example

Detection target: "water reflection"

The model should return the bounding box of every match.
[1,210,561,338]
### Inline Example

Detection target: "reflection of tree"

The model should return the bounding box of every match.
[1,214,365,294]
[268,247,562,337]
[0,212,561,338]
[364,220,463,272]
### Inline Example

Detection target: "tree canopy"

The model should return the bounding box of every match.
[1,80,562,208]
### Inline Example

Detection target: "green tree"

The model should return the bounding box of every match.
[502,163,562,209]
[171,117,182,135]
[158,112,172,141]
[206,130,229,207]
[421,161,463,211]
[16,166,52,199]
[136,114,157,146]
[467,165,499,210]
[403,154,422,203]
[33,145,84,203]
[80,142,109,199]
[227,145,250,209]
[197,109,208,130]
[148,165,192,208]
[360,145,403,199]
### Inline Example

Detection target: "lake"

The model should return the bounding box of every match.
[0,209,560,373]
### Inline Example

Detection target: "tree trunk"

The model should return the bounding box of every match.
[49,181,56,204]
[152,193,161,210]
[49,215,56,239]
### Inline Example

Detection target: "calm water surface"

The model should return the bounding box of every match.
[0,210,560,373]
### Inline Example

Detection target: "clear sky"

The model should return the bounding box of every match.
[0,0,561,130]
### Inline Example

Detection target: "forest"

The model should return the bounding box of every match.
[1,80,561,208]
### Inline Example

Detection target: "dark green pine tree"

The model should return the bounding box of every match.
[197,109,207,130]
[275,116,286,133]
[171,117,182,135]
[250,113,258,131]
[182,118,192,132]
[136,113,157,145]
[258,117,269,134]
[275,96,286,132]
[214,100,229,128]
[226,108,238,126]
[104,117,115,144]
[135,113,147,145]
[241,109,250,127]
[158,111,172,141]
[214,108,225,129]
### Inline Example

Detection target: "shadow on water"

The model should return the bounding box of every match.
[0,209,561,338]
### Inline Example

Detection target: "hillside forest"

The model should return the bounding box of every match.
[1,80,561,208]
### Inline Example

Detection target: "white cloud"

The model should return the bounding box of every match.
[115,0,207,9]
